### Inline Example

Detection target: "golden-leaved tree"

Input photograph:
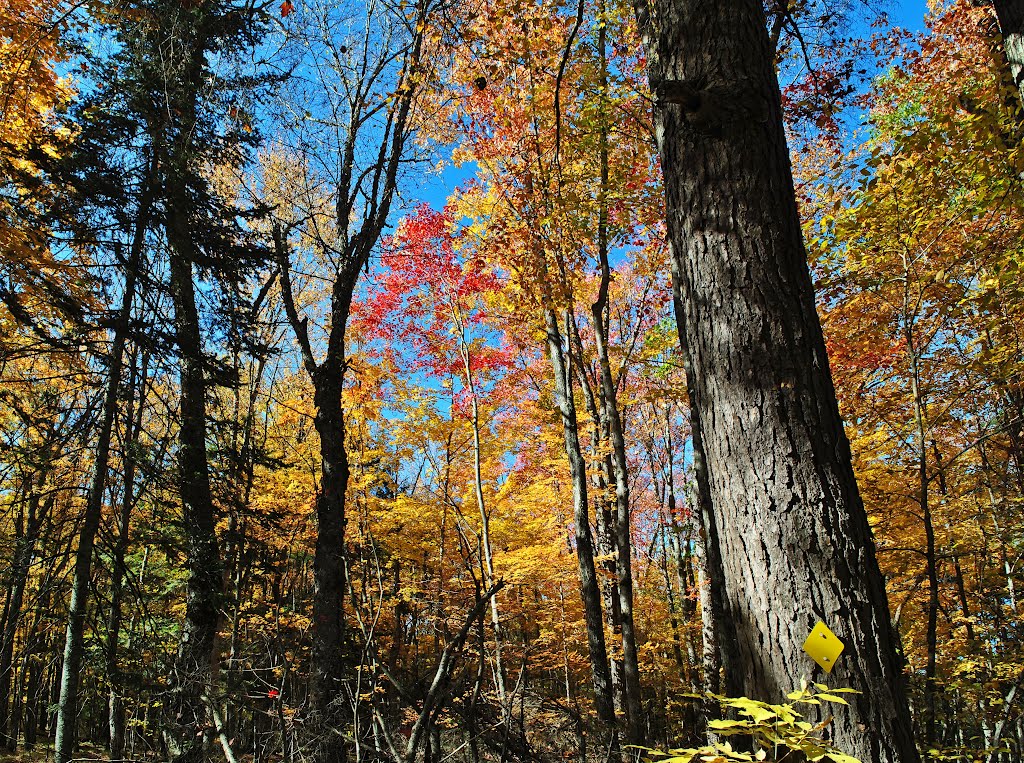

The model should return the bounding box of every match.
[802,1,1024,755]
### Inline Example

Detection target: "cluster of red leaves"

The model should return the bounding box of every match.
[355,204,513,384]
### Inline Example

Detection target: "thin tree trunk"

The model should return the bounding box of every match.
[591,13,641,740]
[669,275,725,700]
[572,343,624,720]
[906,323,939,744]
[634,1,920,760]
[594,448,625,719]
[658,523,687,679]
[108,349,149,761]
[460,343,509,724]
[54,175,152,763]
[543,304,616,727]
[0,471,50,750]
[932,442,975,645]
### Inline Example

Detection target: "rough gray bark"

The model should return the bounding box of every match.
[53,176,152,763]
[634,1,920,761]
[993,1,1024,101]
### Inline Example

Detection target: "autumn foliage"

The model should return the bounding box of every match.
[0,0,1021,762]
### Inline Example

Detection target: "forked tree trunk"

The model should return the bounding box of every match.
[273,9,430,758]
[634,1,920,761]
[277,220,358,763]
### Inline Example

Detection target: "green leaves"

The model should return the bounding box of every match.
[646,684,862,763]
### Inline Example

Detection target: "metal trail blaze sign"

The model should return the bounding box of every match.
[802,621,845,673]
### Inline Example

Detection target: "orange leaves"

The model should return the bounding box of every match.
[280,0,294,17]
[0,0,94,334]
[797,4,1024,728]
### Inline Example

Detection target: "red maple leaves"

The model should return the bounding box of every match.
[355,203,512,391]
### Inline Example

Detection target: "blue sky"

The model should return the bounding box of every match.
[891,0,929,31]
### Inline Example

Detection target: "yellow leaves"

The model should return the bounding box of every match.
[0,0,73,148]
[650,686,862,763]
[0,0,91,338]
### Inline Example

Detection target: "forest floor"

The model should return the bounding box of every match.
[0,743,112,762]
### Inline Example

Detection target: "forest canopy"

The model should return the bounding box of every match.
[0,1,1021,763]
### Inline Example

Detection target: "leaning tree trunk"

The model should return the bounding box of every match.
[54,176,152,763]
[634,1,920,761]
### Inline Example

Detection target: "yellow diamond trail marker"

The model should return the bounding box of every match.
[802,621,845,673]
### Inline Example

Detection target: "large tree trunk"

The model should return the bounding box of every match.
[309,359,351,761]
[54,176,152,763]
[163,177,224,763]
[634,1,920,761]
